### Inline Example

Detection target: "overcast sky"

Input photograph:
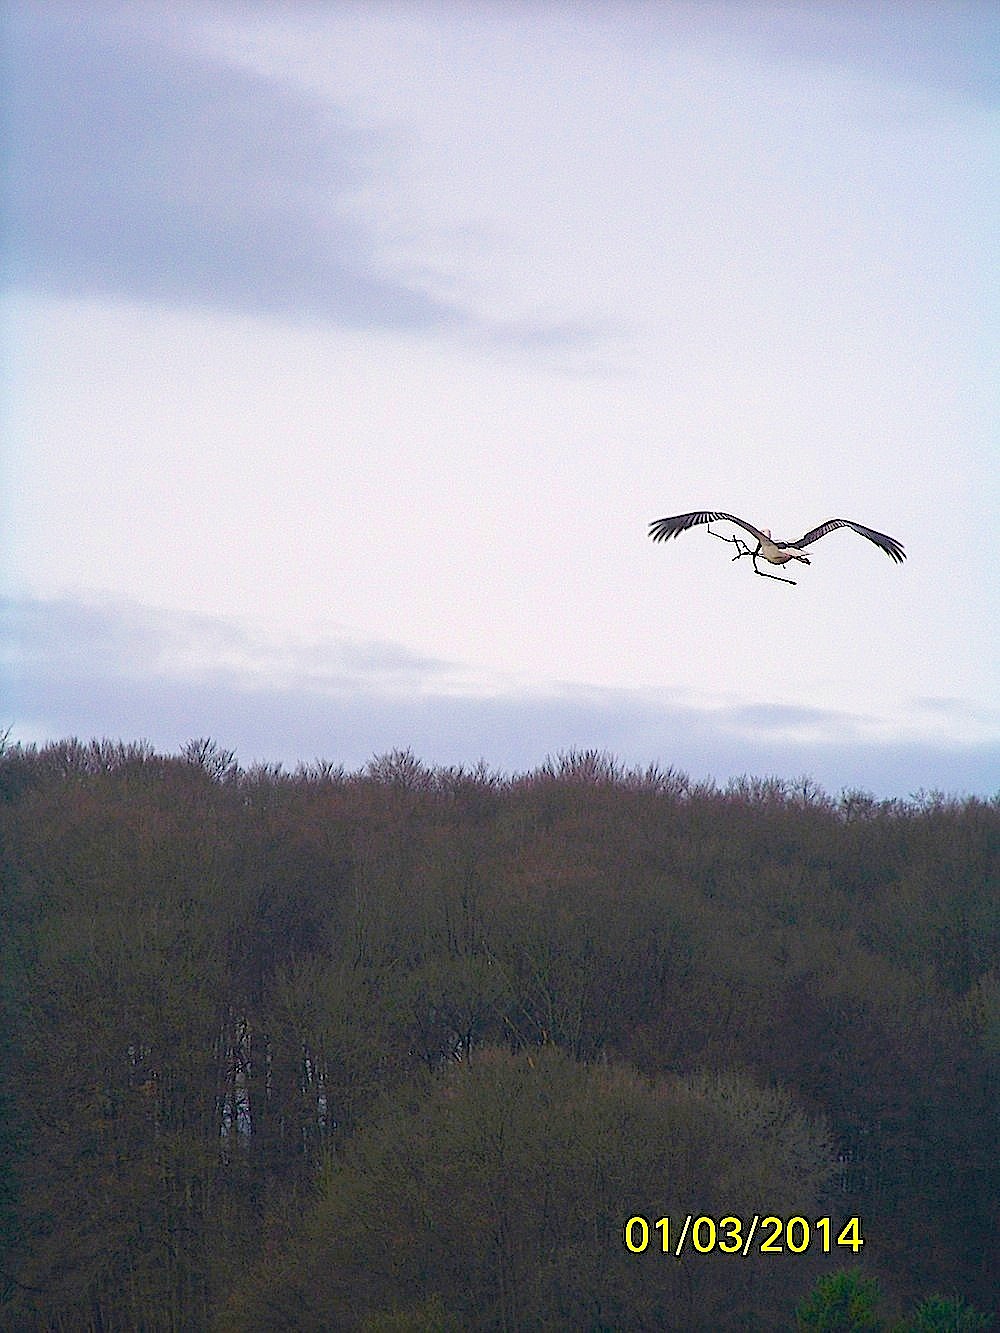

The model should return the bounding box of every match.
[3,2,997,797]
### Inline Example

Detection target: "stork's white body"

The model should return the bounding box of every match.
[757,530,810,566]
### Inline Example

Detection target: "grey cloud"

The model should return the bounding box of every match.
[3,594,997,799]
[3,8,449,328]
[767,3,1000,107]
[2,595,239,670]
[641,2,1000,108]
[722,701,865,739]
[2,7,591,347]
[0,594,453,691]
[912,696,999,724]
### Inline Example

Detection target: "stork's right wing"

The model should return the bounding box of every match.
[648,511,768,545]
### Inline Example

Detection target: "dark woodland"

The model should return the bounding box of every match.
[0,738,996,1331]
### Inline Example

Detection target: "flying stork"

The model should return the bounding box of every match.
[648,511,905,584]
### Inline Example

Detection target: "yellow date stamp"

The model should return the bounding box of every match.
[624,1214,864,1257]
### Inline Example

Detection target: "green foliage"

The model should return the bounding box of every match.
[903,1293,994,1331]
[797,1269,883,1330]
[797,1277,996,1333]
[0,739,996,1329]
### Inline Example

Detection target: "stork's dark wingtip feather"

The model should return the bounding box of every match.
[648,513,697,541]
[852,522,906,563]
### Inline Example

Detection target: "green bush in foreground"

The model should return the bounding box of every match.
[797,1269,882,1331]
[797,1272,994,1333]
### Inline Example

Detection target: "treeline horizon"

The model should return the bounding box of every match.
[1,736,996,1330]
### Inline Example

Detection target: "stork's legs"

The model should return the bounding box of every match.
[707,526,796,584]
[751,554,797,585]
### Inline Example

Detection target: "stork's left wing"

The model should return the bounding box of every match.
[787,519,905,563]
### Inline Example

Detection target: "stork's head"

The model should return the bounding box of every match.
[761,528,772,539]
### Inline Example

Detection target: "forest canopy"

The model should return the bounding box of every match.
[0,738,996,1329]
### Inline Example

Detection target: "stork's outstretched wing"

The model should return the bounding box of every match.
[787,519,905,563]
[648,511,768,546]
